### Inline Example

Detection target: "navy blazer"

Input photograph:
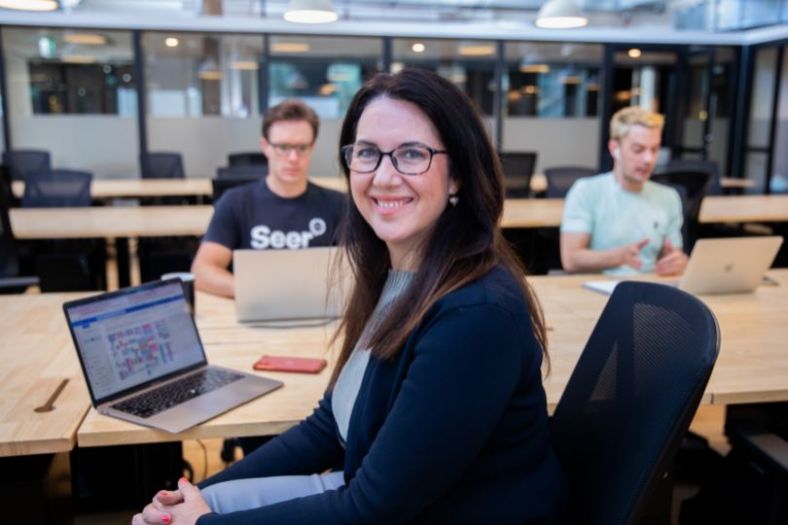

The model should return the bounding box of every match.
[198,266,566,524]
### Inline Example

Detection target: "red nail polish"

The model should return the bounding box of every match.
[162,514,171,524]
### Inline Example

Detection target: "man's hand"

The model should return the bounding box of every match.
[655,238,688,276]
[132,478,211,525]
[617,238,650,270]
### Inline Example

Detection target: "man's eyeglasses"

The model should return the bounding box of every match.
[269,143,313,156]
[341,143,447,176]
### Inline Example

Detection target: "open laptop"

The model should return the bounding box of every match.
[64,279,282,433]
[234,247,349,323]
[584,236,783,295]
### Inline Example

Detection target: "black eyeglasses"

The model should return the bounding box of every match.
[341,143,447,176]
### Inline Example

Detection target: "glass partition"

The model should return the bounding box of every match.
[144,32,264,178]
[503,42,603,173]
[2,27,138,177]
[268,35,383,177]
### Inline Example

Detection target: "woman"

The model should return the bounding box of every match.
[133,68,565,525]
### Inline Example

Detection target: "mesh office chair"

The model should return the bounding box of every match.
[551,281,720,525]
[22,169,92,207]
[217,165,267,179]
[2,149,51,181]
[21,169,104,291]
[498,151,537,198]
[660,159,721,195]
[543,166,596,198]
[140,152,185,179]
[651,170,711,251]
[228,152,268,167]
[212,175,262,203]
[0,167,39,293]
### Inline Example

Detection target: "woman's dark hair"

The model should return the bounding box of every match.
[331,68,547,384]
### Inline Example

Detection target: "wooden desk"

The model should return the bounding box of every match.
[11,177,347,201]
[0,293,91,457]
[76,271,788,447]
[502,194,788,229]
[77,292,338,447]
[531,271,788,407]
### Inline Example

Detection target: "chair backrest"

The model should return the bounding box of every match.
[22,169,93,207]
[0,166,20,278]
[498,151,537,198]
[544,166,596,198]
[216,165,267,179]
[661,159,721,195]
[212,175,262,202]
[2,149,51,181]
[140,152,185,179]
[651,170,711,249]
[551,281,720,525]
[228,152,268,167]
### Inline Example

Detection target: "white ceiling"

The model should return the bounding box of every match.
[0,0,786,46]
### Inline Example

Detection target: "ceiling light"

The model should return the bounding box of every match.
[230,60,259,70]
[0,0,57,10]
[411,42,425,53]
[63,33,107,46]
[62,54,96,64]
[535,0,588,29]
[165,37,179,48]
[628,48,642,58]
[283,0,338,24]
[520,64,550,74]
[457,44,495,57]
[271,42,310,53]
[198,70,222,81]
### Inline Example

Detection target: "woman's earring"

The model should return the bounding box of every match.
[448,194,459,207]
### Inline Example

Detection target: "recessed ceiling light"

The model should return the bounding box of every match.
[271,42,310,53]
[628,48,642,58]
[230,60,259,70]
[519,64,550,74]
[165,37,179,48]
[457,44,495,57]
[198,70,222,81]
[411,42,425,53]
[0,0,58,11]
[62,54,96,64]
[63,33,108,46]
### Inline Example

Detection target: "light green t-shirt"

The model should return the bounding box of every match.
[560,172,684,276]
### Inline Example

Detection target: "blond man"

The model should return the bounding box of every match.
[560,106,688,275]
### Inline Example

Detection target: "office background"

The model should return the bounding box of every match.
[0,0,786,194]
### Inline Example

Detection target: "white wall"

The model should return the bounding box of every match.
[502,117,599,172]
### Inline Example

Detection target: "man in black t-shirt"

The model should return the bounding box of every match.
[192,100,345,298]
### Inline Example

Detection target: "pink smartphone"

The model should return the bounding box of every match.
[253,355,327,374]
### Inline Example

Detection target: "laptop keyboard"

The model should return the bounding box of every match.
[111,368,244,419]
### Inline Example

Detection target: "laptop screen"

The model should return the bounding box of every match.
[65,280,206,403]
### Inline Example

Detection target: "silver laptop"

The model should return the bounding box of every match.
[233,247,349,323]
[677,236,783,294]
[64,279,282,433]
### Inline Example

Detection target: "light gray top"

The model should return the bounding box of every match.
[332,270,415,443]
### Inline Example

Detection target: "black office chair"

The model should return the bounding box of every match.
[551,281,720,525]
[0,167,39,294]
[543,166,596,198]
[21,169,105,291]
[22,169,92,207]
[2,149,51,181]
[498,151,537,198]
[228,152,267,167]
[216,165,267,179]
[140,152,185,179]
[651,170,711,251]
[660,159,721,196]
[211,175,262,203]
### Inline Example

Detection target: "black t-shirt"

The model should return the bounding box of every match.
[204,180,346,251]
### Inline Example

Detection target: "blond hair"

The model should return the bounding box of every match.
[610,106,664,141]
